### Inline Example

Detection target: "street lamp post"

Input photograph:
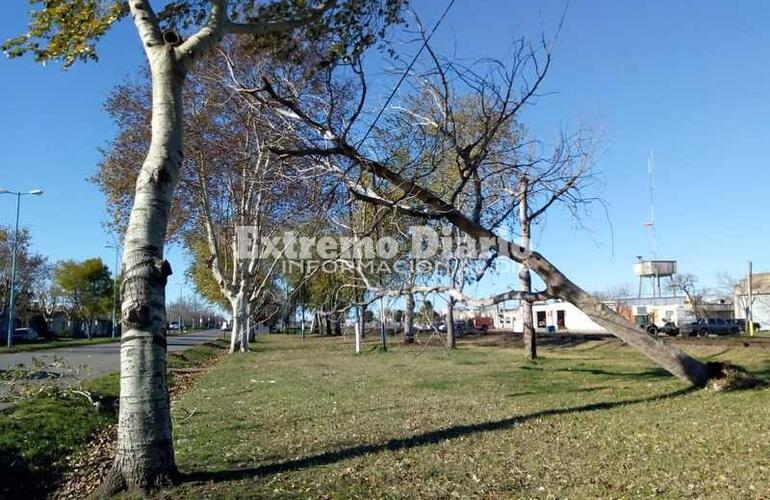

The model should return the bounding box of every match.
[177,281,184,331]
[104,242,121,340]
[1,188,43,348]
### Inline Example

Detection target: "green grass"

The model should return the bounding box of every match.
[0,336,118,353]
[0,338,228,498]
[166,335,770,499]
[0,328,209,354]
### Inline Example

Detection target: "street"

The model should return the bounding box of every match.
[0,329,225,406]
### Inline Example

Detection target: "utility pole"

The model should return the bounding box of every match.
[748,260,754,337]
[178,281,184,331]
[1,188,43,348]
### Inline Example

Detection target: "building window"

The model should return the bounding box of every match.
[557,310,566,329]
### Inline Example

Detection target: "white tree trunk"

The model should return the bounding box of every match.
[103,47,184,493]
[446,297,456,348]
[519,177,536,360]
[229,292,247,353]
[403,292,415,344]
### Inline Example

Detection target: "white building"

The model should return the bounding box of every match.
[734,272,770,329]
[462,295,723,334]
[486,300,605,333]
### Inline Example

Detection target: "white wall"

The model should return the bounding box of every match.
[734,293,770,328]
[492,301,605,333]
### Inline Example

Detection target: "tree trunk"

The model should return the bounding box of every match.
[229,293,248,353]
[339,149,715,385]
[403,291,415,344]
[359,304,367,338]
[446,298,456,348]
[102,48,183,493]
[325,314,332,336]
[519,177,536,360]
[246,302,252,342]
[354,306,363,353]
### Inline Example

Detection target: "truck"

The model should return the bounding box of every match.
[679,318,740,337]
[470,317,493,333]
[634,304,697,336]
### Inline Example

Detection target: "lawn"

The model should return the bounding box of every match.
[167,334,770,498]
[0,336,118,353]
[0,339,228,498]
[0,328,208,354]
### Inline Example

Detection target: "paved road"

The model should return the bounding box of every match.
[0,329,225,405]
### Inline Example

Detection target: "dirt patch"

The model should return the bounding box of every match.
[51,354,223,499]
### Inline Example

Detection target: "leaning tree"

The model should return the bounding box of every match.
[247,34,750,389]
[6,0,406,493]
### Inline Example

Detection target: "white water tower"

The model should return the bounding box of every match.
[634,257,677,298]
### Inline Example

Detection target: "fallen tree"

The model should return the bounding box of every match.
[247,38,755,388]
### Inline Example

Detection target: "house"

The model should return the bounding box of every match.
[734,272,770,329]
[463,300,605,333]
[457,293,733,334]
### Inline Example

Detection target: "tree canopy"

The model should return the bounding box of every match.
[4,0,406,68]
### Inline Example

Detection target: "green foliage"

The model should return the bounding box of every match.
[185,234,229,309]
[53,258,113,321]
[5,0,406,68]
[3,0,127,67]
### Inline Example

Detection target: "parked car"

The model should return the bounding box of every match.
[12,327,39,341]
[644,321,679,336]
[169,321,180,331]
[680,318,739,337]
[453,320,469,335]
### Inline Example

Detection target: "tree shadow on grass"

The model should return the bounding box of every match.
[180,386,696,486]
[504,385,611,398]
[520,365,671,380]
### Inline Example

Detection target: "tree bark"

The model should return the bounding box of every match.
[102,45,183,493]
[446,297,456,348]
[403,291,415,344]
[359,304,367,339]
[519,177,536,360]
[229,292,248,353]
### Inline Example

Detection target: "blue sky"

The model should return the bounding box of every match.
[2,0,769,307]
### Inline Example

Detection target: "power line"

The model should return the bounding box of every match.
[356,0,457,147]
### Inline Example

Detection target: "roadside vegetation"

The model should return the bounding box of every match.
[165,335,770,498]
[0,336,117,354]
[0,339,228,498]
[0,328,209,354]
